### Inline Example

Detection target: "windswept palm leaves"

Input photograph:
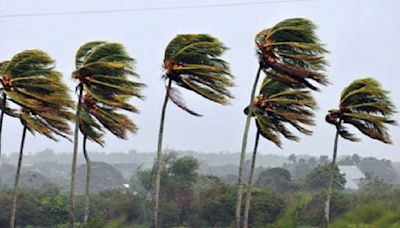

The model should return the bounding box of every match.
[0,50,74,228]
[323,77,396,227]
[255,18,328,91]
[152,34,234,228]
[242,78,317,228]
[70,41,144,226]
[236,18,328,228]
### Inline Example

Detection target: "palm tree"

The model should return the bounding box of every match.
[152,34,234,228]
[70,41,143,226]
[0,50,74,228]
[242,78,317,228]
[323,77,396,227]
[235,18,328,227]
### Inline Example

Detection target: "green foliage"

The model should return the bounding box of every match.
[73,41,144,144]
[246,78,317,147]
[38,194,69,226]
[255,18,328,91]
[246,188,286,227]
[268,193,312,228]
[137,153,200,226]
[330,200,400,228]
[138,152,200,193]
[0,50,74,140]
[299,191,352,226]
[305,164,346,190]
[256,167,297,193]
[163,34,234,115]
[326,77,397,143]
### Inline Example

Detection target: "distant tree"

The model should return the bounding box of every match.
[357,157,397,182]
[292,158,313,179]
[358,172,392,194]
[288,154,297,164]
[256,167,296,193]
[140,152,201,226]
[324,77,396,226]
[306,165,345,190]
[307,157,318,169]
[337,156,355,166]
[351,154,361,164]
[236,17,328,228]
[318,155,329,165]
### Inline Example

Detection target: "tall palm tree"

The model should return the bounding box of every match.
[324,77,396,227]
[152,34,234,228]
[235,18,328,227]
[0,50,74,228]
[242,78,317,228]
[70,41,143,227]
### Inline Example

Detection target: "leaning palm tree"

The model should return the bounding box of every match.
[235,18,328,227]
[70,41,143,227]
[0,50,74,228]
[242,78,317,228]
[324,77,396,227]
[152,34,234,228]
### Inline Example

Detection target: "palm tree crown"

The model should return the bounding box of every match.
[255,18,328,91]
[163,34,234,115]
[73,41,144,144]
[1,50,74,139]
[246,77,317,147]
[326,77,396,143]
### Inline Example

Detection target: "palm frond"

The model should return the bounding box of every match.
[255,18,328,91]
[74,41,144,143]
[1,50,74,141]
[163,34,234,114]
[248,78,316,148]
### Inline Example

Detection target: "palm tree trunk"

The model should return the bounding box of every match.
[152,79,172,228]
[323,123,341,228]
[235,66,262,228]
[83,135,91,224]
[0,93,7,159]
[69,85,83,228]
[10,126,27,228]
[243,131,260,228]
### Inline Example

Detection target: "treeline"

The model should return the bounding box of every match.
[0,152,399,227]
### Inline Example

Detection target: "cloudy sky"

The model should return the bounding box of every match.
[0,0,399,160]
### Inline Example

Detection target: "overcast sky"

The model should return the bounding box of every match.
[0,0,399,160]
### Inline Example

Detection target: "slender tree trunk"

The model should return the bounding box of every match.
[243,131,260,228]
[69,85,83,228]
[0,93,7,159]
[235,66,262,228]
[83,136,91,223]
[323,123,341,228]
[152,79,172,228]
[10,126,27,228]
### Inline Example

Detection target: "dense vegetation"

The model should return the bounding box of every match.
[0,152,399,227]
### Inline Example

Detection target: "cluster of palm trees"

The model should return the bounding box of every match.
[0,17,396,228]
[234,18,396,228]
